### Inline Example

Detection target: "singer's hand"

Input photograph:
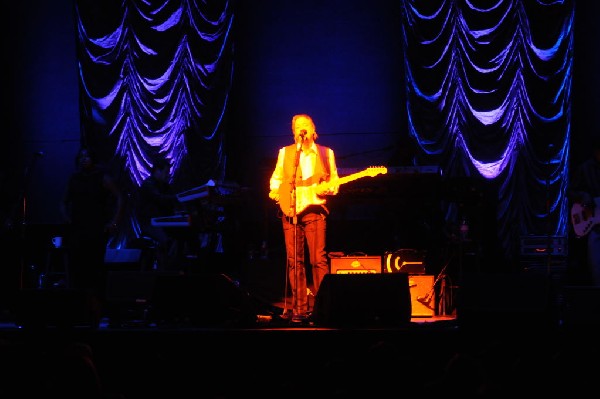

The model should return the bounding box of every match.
[269,189,280,201]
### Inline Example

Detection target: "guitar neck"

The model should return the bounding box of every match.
[338,173,366,185]
[319,169,386,191]
[325,173,364,188]
[278,166,387,217]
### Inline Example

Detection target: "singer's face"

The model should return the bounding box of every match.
[293,116,314,142]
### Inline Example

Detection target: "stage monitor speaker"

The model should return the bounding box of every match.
[457,271,555,329]
[561,286,600,327]
[329,255,381,274]
[409,275,435,317]
[12,288,96,329]
[105,271,174,303]
[105,271,177,326]
[148,273,258,327]
[312,273,411,327]
[104,249,143,270]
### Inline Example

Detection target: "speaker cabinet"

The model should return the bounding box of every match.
[105,271,171,303]
[12,289,96,328]
[457,272,554,329]
[562,286,600,327]
[409,275,435,317]
[104,248,143,270]
[312,273,411,327]
[148,273,258,327]
[105,271,176,326]
[329,256,381,274]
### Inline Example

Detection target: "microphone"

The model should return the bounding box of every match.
[296,130,307,151]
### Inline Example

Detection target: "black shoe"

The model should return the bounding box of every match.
[291,312,309,323]
[280,310,293,320]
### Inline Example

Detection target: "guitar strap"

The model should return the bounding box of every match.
[310,145,331,215]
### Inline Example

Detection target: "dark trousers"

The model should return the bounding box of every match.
[66,229,109,326]
[282,207,328,314]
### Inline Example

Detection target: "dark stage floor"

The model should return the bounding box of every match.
[2,249,600,398]
[1,309,600,399]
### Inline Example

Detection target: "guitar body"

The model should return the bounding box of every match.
[277,180,309,218]
[571,197,600,237]
[277,166,387,217]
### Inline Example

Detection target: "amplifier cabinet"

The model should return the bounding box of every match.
[409,275,435,317]
[519,235,567,257]
[330,256,381,274]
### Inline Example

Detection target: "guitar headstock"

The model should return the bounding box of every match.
[364,166,388,177]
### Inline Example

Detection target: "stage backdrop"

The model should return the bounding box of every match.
[2,0,599,274]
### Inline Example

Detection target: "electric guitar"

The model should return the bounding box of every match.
[277,166,388,217]
[571,197,600,237]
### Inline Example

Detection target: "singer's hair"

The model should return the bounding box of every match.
[291,113,318,141]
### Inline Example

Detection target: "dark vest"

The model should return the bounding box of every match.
[282,144,331,185]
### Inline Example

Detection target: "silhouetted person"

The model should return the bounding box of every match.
[60,147,123,325]
[136,158,179,271]
[570,136,600,285]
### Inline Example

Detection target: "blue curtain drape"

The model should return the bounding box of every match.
[76,0,234,190]
[402,0,573,264]
[76,0,574,266]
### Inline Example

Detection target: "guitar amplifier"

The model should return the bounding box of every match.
[330,256,381,274]
[383,249,426,274]
[519,236,567,257]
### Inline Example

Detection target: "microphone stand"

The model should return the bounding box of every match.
[16,152,43,289]
[284,141,303,320]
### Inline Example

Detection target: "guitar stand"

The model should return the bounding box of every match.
[419,259,451,316]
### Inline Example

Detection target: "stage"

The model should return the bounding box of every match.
[1,308,599,398]
[1,250,600,397]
